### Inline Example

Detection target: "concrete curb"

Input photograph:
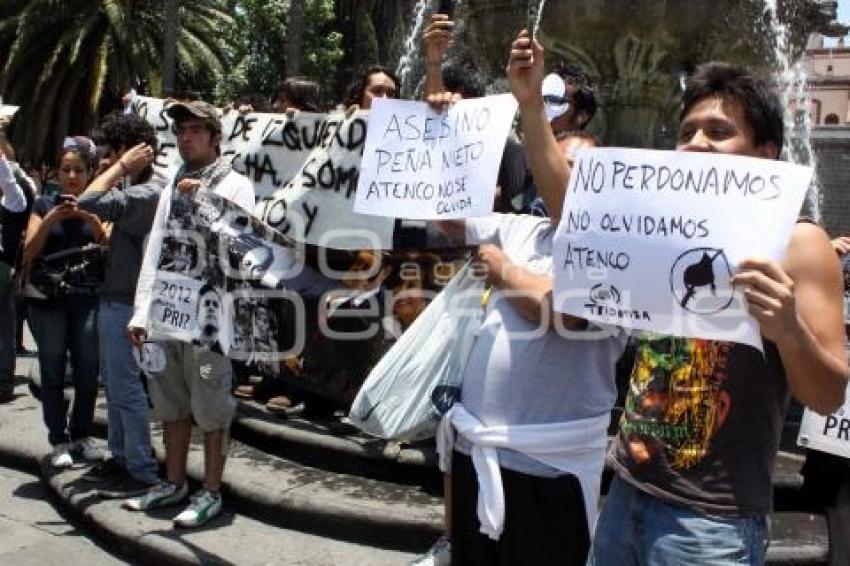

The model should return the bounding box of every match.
[233,400,437,468]
[87,400,444,549]
[0,386,419,565]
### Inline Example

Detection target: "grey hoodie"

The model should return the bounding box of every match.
[77,175,166,304]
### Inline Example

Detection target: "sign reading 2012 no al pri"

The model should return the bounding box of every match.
[353,95,518,220]
[552,147,813,350]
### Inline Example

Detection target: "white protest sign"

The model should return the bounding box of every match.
[798,383,850,459]
[143,185,327,358]
[0,105,19,119]
[259,111,395,250]
[135,96,326,201]
[552,147,812,350]
[353,94,518,219]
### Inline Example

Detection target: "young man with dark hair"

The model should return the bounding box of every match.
[126,100,255,528]
[344,65,399,110]
[77,112,163,495]
[576,61,848,564]
[500,33,847,561]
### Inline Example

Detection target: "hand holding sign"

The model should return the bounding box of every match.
[552,147,813,350]
[354,94,518,220]
[732,258,799,344]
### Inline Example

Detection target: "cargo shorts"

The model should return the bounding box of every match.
[146,341,236,432]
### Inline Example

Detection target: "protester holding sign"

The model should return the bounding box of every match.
[424,31,627,566]
[76,113,164,497]
[125,100,255,528]
[583,63,850,564]
[23,137,106,468]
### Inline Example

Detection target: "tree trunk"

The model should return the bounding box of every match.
[285,0,306,76]
[162,0,180,97]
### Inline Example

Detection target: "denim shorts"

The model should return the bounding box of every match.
[589,475,768,565]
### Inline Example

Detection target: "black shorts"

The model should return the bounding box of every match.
[451,451,590,566]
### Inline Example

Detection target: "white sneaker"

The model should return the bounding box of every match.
[123,480,189,511]
[50,443,74,468]
[73,438,104,462]
[173,489,222,528]
[410,535,451,566]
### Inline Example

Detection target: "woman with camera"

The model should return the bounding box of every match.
[22,137,106,468]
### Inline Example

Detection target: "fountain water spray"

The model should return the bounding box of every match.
[531,0,546,39]
[396,0,433,98]
[763,0,820,221]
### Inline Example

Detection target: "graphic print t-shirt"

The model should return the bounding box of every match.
[610,333,788,516]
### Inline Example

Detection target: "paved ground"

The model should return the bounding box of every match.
[0,466,125,565]
[0,332,420,565]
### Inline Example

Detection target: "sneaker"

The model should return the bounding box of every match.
[410,536,451,566]
[98,475,158,499]
[123,480,189,511]
[82,458,128,483]
[73,438,105,462]
[50,443,74,469]
[173,489,222,528]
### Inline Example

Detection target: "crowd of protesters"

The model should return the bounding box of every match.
[0,9,848,566]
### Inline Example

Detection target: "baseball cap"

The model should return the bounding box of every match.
[166,100,222,133]
[542,73,570,123]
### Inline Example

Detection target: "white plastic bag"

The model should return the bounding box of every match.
[349,262,485,441]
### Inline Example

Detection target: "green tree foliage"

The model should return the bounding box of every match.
[214,0,343,107]
[0,0,232,165]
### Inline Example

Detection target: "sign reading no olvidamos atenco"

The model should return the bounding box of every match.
[353,94,518,220]
[552,148,812,350]
[798,384,850,459]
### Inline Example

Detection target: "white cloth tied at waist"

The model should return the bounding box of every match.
[436,403,609,540]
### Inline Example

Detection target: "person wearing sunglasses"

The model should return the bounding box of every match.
[542,63,597,137]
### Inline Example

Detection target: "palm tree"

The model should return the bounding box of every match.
[0,0,233,165]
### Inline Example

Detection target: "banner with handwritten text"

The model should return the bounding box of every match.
[135,96,328,201]
[552,147,812,350]
[258,111,396,249]
[353,94,518,220]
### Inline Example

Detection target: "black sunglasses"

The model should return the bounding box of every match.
[543,95,570,106]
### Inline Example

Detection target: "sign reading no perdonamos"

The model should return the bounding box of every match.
[552,148,812,350]
[798,384,850,459]
[353,94,518,220]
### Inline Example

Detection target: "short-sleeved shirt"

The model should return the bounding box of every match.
[609,335,788,517]
[456,213,628,476]
[32,195,98,257]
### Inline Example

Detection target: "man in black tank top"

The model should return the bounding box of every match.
[588,63,849,565]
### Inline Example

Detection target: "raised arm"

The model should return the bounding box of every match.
[423,14,454,97]
[506,30,569,224]
[734,222,848,414]
[85,142,155,195]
